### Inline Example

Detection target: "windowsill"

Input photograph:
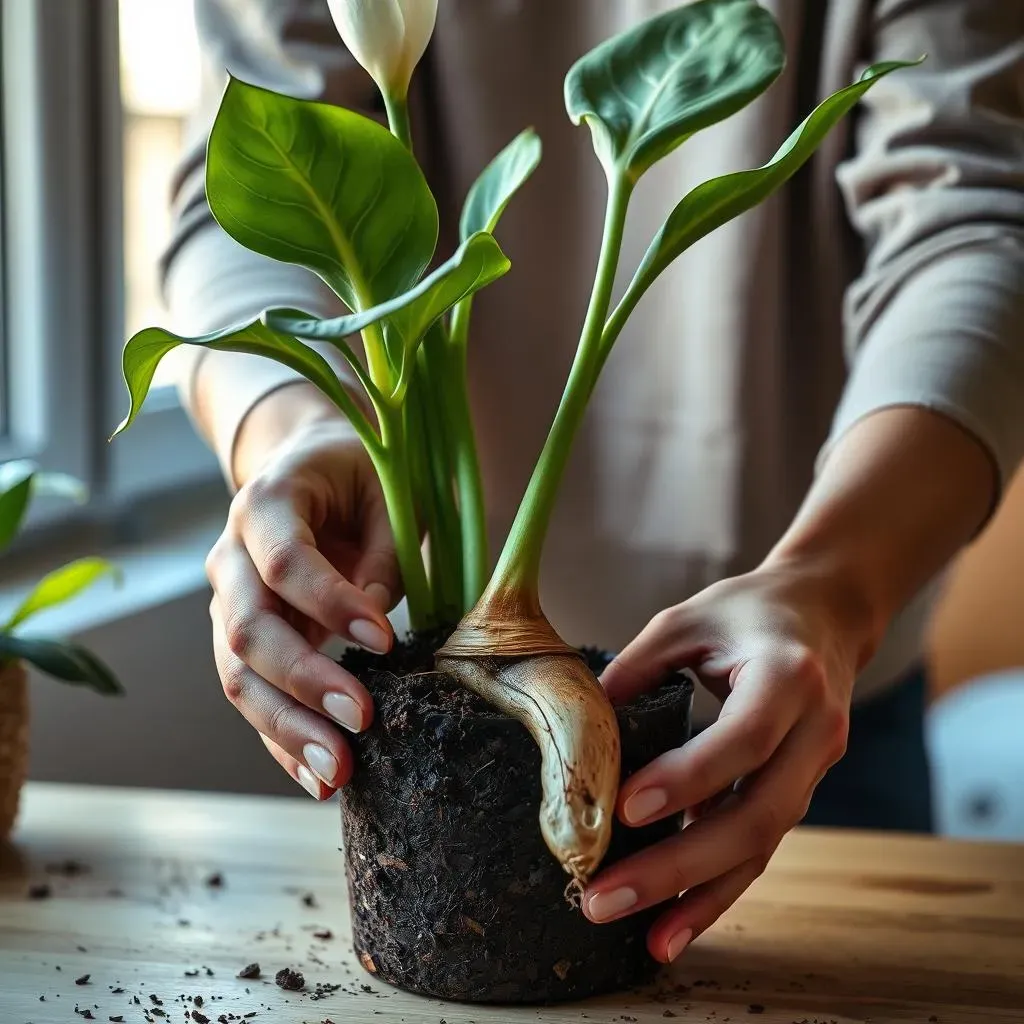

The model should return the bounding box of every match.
[0,503,224,638]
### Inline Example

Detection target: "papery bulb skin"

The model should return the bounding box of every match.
[437,590,621,883]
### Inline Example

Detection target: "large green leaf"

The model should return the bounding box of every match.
[459,129,543,241]
[265,231,510,387]
[208,76,439,311]
[4,557,120,632]
[611,60,920,330]
[565,0,784,181]
[113,321,373,443]
[0,634,123,696]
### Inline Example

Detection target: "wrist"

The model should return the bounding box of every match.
[759,543,889,673]
[232,382,357,487]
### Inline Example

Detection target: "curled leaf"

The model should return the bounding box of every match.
[113,320,376,450]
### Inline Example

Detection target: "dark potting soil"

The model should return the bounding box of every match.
[339,628,694,1004]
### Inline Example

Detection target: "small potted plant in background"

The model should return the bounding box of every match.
[0,461,123,840]
[114,0,916,1003]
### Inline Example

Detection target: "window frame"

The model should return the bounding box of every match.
[0,0,218,537]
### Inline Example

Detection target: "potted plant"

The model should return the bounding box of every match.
[0,461,124,840]
[114,0,915,1002]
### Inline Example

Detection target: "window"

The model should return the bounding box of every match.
[120,0,202,380]
[0,0,218,537]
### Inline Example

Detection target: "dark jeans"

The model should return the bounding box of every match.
[804,667,933,833]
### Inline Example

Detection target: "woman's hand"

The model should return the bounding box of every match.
[205,384,400,800]
[584,560,874,963]
[582,407,995,963]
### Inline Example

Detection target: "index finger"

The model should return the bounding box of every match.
[617,660,801,826]
[234,486,393,653]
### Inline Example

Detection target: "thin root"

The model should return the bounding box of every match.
[563,876,585,909]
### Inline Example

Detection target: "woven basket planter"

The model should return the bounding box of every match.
[0,660,29,841]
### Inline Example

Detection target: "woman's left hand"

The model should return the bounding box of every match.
[585,560,875,963]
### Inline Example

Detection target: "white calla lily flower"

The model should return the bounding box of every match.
[327,0,438,99]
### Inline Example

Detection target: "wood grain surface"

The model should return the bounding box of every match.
[1,784,1022,1024]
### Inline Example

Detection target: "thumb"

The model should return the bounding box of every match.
[600,607,699,705]
[350,504,403,615]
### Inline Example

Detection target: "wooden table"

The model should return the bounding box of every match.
[1,784,1022,1024]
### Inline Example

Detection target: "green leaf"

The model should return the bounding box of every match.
[0,634,123,696]
[208,76,439,311]
[459,129,543,241]
[265,231,511,388]
[565,0,784,181]
[4,557,120,632]
[0,462,88,553]
[0,463,35,552]
[113,320,376,448]
[612,59,921,326]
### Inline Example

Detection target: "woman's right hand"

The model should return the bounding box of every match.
[205,383,401,800]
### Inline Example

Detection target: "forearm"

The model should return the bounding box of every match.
[763,406,996,667]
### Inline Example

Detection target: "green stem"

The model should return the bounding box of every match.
[446,304,490,607]
[412,346,464,623]
[383,92,413,151]
[487,175,632,595]
[375,408,434,630]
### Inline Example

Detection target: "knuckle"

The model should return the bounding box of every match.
[204,540,226,583]
[261,540,297,588]
[281,649,318,698]
[221,662,247,705]
[265,699,293,744]
[648,606,679,636]
[791,648,829,698]
[223,613,257,660]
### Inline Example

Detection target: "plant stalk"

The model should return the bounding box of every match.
[383,92,413,151]
[485,174,632,596]
[375,408,435,630]
[443,306,490,609]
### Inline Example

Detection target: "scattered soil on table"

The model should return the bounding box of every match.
[339,627,694,1003]
[274,967,305,991]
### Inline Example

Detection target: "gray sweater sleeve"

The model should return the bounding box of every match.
[826,0,1024,491]
[160,0,379,486]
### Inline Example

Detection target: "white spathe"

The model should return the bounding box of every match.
[326,0,438,98]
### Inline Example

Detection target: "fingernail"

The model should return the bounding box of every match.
[303,742,339,786]
[363,582,391,612]
[349,618,389,655]
[296,764,322,799]
[623,787,668,824]
[323,692,364,733]
[667,927,693,962]
[586,886,638,923]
